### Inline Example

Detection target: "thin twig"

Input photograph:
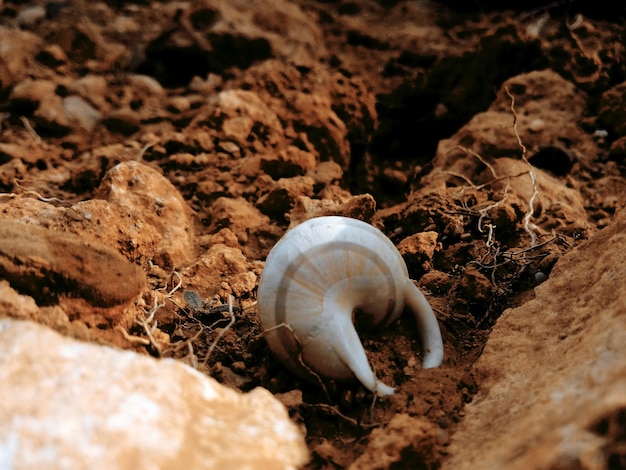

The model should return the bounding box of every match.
[20,117,42,144]
[116,325,151,346]
[203,294,236,366]
[458,145,499,180]
[13,180,70,205]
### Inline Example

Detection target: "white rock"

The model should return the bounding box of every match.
[0,319,308,469]
[64,96,102,131]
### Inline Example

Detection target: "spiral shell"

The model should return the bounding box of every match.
[257,216,444,396]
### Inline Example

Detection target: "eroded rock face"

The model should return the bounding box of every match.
[444,207,626,469]
[0,319,308,469]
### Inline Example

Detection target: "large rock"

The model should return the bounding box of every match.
[0,319,308,469]
[444,207,626,469]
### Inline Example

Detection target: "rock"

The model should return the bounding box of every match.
[70,75,109,109]
[444,207,626,469]
[16,5,46,29]
[420,70,593,239]
[236,61,352,168]
[167,96,191,113]
[95,161,194,267]
[0,281,90,340]
[9,78,71,135]
[102,107,141,135]
[260,146,317,180]
[0,280,39,319]
[206,196,270,234]
[420,270,453,295]
[257,176,315,219]
[0,219,146,327]
[63,95,102,132]
[397,231,440,276]
[138,0,325,86]
[458,265,492,302]
[36,44,70,70]
[0,318,308,469]
[308,160,344,188]
[127,73,165,96]
[213,89,285,150]
[0,143,34,163]
[350,414,441,469]
[287,192,377,227]
[428,70,588,174]
[0,26,42,90]
[0,197,161,267]
[181,244,256,299]
[599,80,626,136]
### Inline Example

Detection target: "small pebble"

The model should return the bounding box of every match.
[535,271,547,283]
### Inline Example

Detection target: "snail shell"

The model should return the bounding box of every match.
[257,216,444,396]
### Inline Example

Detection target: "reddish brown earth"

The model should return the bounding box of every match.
[1,0,626,468]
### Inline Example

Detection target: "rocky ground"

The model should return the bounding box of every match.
[1,0,626,468]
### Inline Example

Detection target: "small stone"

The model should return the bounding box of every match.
[167,96,191,114]
[16,5,46,28]
[10,78,71,135]
[257,176,315,219]
[398,231,440,276]
[0,27,42,89]
[287,192,376,227]
[63,95,102,131]
[352,414,441,469]
[182,244,250,297]
[95,161,194,267]
[36,44,69,68]
[206,197,270,234]
[308,160,343,187]
[261,146,317,179]
[0,143,34,163]
[103,107,140,135]
[459,266,492,302]
[70,75,108,109]
[127,74,165,96]
[528,117,546,133]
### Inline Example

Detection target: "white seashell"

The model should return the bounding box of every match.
[257,216,444,397]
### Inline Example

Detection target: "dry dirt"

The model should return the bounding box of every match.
[1,0,626,468]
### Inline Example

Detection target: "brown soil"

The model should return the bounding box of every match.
[1,0,626,468]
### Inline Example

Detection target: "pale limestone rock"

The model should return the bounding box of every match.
[63,95,102,132]
[0,319,308,469]
[444,208,626,469]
